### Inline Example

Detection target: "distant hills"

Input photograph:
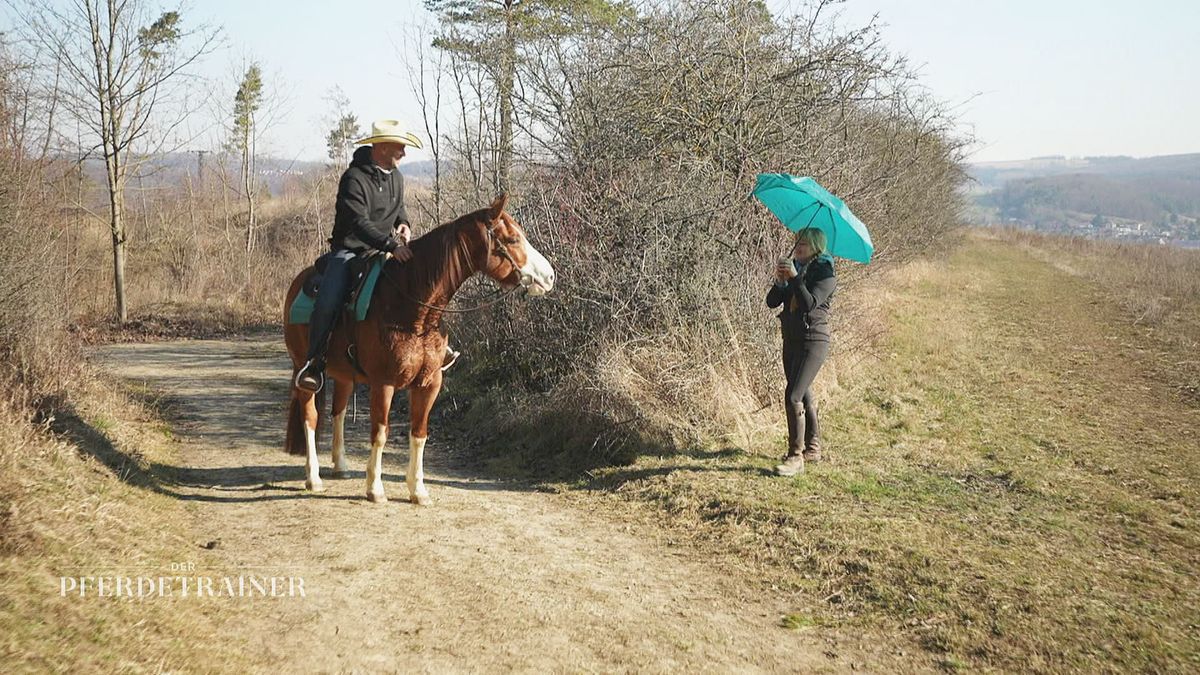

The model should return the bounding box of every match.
[966,153,1200,246]
[80,149,1200,246]
[79,153,439,195]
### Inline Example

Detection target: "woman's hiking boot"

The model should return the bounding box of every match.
[775,451,805,477]
[802,441,822,463]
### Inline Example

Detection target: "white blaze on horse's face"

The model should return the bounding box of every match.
[516,231,554,296]
[492,213,555,295]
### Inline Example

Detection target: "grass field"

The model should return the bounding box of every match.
[574,230,1200,672]
[0,380,253,673]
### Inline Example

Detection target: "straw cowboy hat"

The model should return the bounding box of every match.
[354,119,423,148]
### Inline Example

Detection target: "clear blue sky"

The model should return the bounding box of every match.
[773,0,1200,162]
[192,0,1198,163]
[192,0,435,163]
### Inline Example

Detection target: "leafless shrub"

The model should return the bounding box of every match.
[0,40,78,411]
[440,0,969,466]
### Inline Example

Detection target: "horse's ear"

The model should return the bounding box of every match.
[487,193,508,222]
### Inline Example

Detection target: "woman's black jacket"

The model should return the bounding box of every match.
[766,256,837,342]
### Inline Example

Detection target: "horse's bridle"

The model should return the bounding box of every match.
[483,220,537,289]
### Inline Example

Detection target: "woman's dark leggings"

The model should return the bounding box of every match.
[783,339,829,455]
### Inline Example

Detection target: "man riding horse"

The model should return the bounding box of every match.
[294,119,459,392]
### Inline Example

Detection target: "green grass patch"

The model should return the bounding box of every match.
[570,233,1200,672]
[88,414,115,432]
[779,613,825,630]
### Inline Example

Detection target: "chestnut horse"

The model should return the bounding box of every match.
[282,194,555,504]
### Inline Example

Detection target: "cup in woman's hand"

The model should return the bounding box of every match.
[777,256,796,276]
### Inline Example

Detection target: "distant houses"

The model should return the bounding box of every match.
[994,214,1199,249]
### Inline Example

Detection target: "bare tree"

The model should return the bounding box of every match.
[425,0,630,193]
[403,24,447,223]
[12,0,219,322]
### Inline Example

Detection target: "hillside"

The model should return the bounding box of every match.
[970,153,1200,192]
[967,154,1200,243]
[76,154,440,196]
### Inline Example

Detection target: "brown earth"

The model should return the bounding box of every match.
[93,338,861,673]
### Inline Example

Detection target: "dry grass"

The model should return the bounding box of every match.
[547,231,1200,672]
[2,121,256,671]
[0,373,256,672]
[992,227,1200,405]
[993,228,1200,324]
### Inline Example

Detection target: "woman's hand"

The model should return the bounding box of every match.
[776,261,798,280]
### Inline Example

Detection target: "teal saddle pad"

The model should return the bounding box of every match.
[287,256,385,325]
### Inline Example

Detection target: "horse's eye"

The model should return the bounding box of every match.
[502,237,520,245]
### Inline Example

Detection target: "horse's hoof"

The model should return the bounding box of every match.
[366,491,388,504]
[409,493,432,506]
[331,468,349,478]
[305,480,325,493]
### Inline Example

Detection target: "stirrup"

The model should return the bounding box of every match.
[441,348,461,372]
[294,360,326,393]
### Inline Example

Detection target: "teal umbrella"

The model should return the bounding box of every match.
[752,173,874,264]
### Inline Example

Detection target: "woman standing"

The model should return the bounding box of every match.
[766,228,837,476]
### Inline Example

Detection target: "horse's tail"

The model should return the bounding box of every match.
[284,391,306,456]
[284,385,325,456]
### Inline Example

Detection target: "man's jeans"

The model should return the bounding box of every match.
[305,248,358,363]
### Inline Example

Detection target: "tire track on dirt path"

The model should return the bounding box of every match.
[94,336,836,673]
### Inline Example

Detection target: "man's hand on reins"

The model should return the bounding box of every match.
[387,223,414,261]
[390,245,414,262]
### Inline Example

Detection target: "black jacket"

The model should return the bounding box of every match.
[766,256,837,342]
[329,146,411,253]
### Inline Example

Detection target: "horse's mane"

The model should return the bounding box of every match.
[375,207,489,326]
[396,208,488,287]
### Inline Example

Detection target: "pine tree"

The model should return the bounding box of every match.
[327,115,361,166]
[232,64,263,254]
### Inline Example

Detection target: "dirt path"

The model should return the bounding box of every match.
[94,338,833,673]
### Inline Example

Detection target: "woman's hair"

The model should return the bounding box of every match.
[794,228,827,256]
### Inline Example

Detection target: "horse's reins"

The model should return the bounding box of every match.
[380,223,530,314]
